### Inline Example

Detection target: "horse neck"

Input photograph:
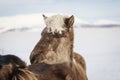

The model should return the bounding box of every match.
[45,34,74,64]
[40,32,74,64]
[54,36,73,63]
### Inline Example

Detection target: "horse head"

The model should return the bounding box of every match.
[42,14,74,37]
[30,14,75,64]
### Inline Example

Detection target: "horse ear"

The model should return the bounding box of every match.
[65,15,74,27]
[43,14,48,20]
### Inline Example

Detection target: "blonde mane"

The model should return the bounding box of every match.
[44,14,68,34]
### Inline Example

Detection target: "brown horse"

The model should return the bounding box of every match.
[30,14,88,80]
[0,54,37,80]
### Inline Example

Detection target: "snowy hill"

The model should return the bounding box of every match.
[0,13,120,33]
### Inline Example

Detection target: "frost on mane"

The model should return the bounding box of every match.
[43,14,67,34]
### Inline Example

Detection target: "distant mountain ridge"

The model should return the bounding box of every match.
[79,24,120,28]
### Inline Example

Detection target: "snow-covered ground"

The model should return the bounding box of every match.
[74,27,120,80]
[0,26,120,80]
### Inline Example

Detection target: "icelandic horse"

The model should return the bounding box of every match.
[29,14,88,80]
[0,54,37,80]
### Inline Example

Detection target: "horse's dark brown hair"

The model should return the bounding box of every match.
[0,55,37,80]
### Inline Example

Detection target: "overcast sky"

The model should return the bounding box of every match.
[0,0,120,22]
